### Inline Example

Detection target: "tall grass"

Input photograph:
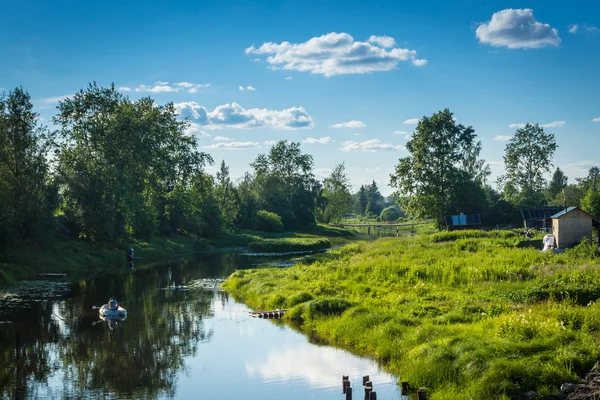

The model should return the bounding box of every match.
[223,230,600,399]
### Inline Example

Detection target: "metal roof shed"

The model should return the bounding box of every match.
[551,207,600,248]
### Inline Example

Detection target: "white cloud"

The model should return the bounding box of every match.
[592,117,600,123]
[412,59,428,67]
[118,86,131,92]
[476,9,561,49]
[175,101,314,130]
[184,122,211,137]
[264,140,277,145]
[155,81,169,85]
[314,167,333,180]
[393,130,410,135]
[340,139,404,152]
[175,82,211,93]
[33,94,74,108]
[541,120,566,128]
[569,24,579,34]
[239,86,256,91]
[214,136,233,141]
[302,137,333,144]
[285,76,293,80]
[403,118,419,125]
[135,84,180,93]
[509,121,565,128]
[494,135,512,141]
[330,120,366,129]
[368,35,396,48]
[201,141,260,150]
[246,32,425,77]
[587,25,599,32]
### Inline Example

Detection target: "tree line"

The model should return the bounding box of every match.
[0,84,357,249]
[1,85,598,250]
[390,108,600,228]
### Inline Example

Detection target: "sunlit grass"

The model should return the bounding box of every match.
[223,230,600,399]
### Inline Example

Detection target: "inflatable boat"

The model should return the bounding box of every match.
[99,304,127,318]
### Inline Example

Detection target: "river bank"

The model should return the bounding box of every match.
[0,224,354,285]
[223,230,600,400]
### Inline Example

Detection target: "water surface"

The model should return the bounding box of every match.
[0,251,404,399]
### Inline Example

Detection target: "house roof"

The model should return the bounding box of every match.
[521,207,564,221]
[551,207,578,219]
[551,207,600,226]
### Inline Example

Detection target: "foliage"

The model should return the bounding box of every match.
[580,188,600,219]
[215,160,240,230]
[0,87,56,247]
[247,237,330,253]
[254,210,284,232]
[317,163,352,224]
[54,83,214,241]
[390,109,488,229]
[224,233,600,399]
[251,141,319,229]
[380,206,401,222]
[501,123,557,207]
[547,167,568,202]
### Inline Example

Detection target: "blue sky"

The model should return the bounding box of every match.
[1,0,599,195]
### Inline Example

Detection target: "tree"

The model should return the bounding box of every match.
[250,141,319,229]
[365,181,385,216]
[380,206,400,222]
[54,83,212,241]
[546,167,568,203]
[215,160,239,229]
[357,185,368,215]
[390,109,486,229]
[501,123,557,207]
[581,188,600,219]
[318,163,352,224]
[0,87,56,246]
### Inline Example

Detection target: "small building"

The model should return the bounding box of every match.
[551,207,600,248]
[521,207,564,230]
[444,213,481,231]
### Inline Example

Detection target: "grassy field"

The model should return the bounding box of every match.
[223,230,600,399]
[0,224,355,285]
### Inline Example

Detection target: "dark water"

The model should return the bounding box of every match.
[0,251,404,399]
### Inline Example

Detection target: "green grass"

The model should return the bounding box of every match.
[0,224,355,285]
[247,238,331,253]
[223,230,600,399]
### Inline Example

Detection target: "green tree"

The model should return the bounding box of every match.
[235,172,259,229]
[215,160,239,230]
[250,141,318,229]
[319,163,352,224]
[390,109,486,229]
[365,180,385,216]
[501,123,557,207]
[357,185,368,215]
[546,167,568,202]
[55,83,212,241]
[0,87,56,246]
[380,206,400,222]
[581,188,600,219]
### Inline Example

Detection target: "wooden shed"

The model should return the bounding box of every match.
[551,207,600,248]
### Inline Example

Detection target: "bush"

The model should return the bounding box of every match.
[254,210,284,232]
[380,206,401,222]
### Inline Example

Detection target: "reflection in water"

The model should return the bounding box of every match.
[0,251,403,399]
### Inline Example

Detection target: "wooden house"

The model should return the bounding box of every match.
[444,213,481,231]
[551,207,600,248]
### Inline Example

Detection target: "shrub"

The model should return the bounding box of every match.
[380,206,401,222]
[254,210,284,232]
[305,298,352,319]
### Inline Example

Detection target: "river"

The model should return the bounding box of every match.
[0,250,405,399]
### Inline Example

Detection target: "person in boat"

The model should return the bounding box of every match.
[108,297,119,310]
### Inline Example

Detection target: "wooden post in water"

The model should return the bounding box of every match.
[362,376,370,386]
[342,378,350,394]
[345,384,352,400]
[364,385,372,400]
[401,382,409,395]
[417,387,427,400]
[368,226,371,236]
[369,392,377,400]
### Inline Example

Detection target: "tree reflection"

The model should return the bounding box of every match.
[0,254,235,398]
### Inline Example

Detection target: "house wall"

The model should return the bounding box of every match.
[552,209,592,248]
